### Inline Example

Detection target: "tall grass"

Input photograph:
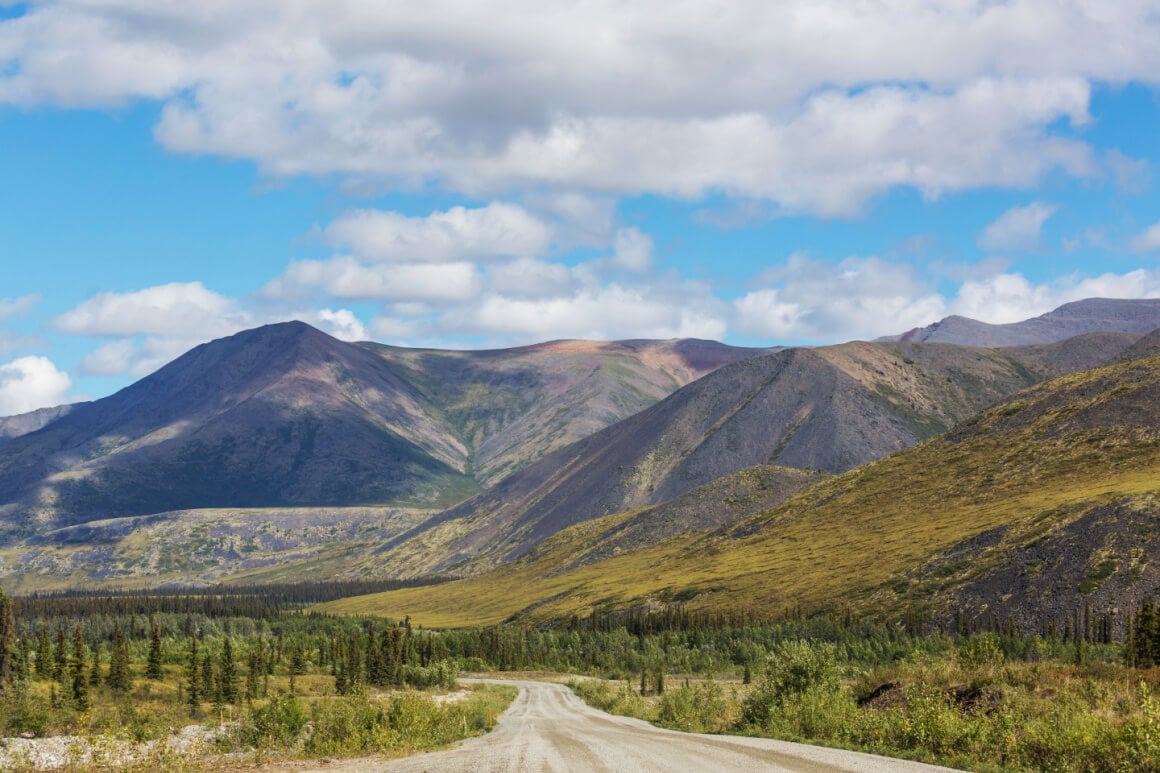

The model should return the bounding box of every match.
[225,684,517,761]
[570,635,1160,772]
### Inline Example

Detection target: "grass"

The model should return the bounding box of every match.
[567,639,1160,772]
[318,358,1160,627]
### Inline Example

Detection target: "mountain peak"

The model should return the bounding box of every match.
[880,298,1160,347]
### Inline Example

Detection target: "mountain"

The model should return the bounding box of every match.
[0,323,767,542]
[0,404,76,440]
[367,332,1142,577]
[0,322,477,536]
[322,352,1160,631]
[880,298,1160,347]
[360,338,768,485]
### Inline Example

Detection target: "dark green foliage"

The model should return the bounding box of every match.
[69,625,88,711]
[89,640,102,686]
[200,650,215,705]
[107,628,131,692]
[145,623,164,680]
[186,638,201,717]
[219,636,239,704]
[53,627,67,682]
[35,628,51,677]
[1130,601,1160,668]
[0,588,14,687]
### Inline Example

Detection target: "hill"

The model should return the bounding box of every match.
[367,332,1140,577]
[321,353,1160,630]
[879,297,1160,346]
[0,323,767,544]
[361,338,766,485]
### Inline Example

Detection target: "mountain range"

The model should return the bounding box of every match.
[324,337,1160,632]
[3,296,1160,630]
[0,322,764,540]
[879,297,1160,347]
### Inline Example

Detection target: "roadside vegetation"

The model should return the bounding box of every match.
[6,584,1160,771]
[0,586,514,770]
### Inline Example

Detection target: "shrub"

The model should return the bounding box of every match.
[740,640,840,729]
[657,680,733,733]
[238,693,307,751]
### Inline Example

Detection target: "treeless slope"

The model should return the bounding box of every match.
[322,355,1160,629]
[372,334,1139,578]
[0,322,478,535]
[881,297,1160,346]
[361,338,770,485]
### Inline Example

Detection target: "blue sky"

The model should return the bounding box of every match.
[1,1,1159,414]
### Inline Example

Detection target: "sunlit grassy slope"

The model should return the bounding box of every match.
[320,356,1160,628]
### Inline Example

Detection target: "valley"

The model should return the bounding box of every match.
[4,299,1160,771]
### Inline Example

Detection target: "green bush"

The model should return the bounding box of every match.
[740,640,840,728]
[657,680,733,733]
[238,693,307,750]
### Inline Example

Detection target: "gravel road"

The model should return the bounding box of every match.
[349,679,961,773]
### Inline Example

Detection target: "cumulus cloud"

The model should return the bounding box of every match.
[735,255,945,342]
[734,253,1160,342]
[977,201,1059,253]
[264,257,482,303]
[309,309,367,341]
[1131,220,1160,252]
[446,284,727,343]
[0,356,72,416]
[3,1,1151,213]
[324,203,554,263]
[948,269,1160,324]
[54,281,248,337]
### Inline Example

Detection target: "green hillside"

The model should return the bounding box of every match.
[321,355,1160,628]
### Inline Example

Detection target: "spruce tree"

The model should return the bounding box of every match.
[107,629,130,692]
[0,588,14,687]
[145,624,164,680]
[218,637,238,704]
[36,629,52,677]
[53,627,67,682]
[70,625,88,711]
[1135,602,1158,668]
[89,640,102,687]
[186,639,201,718]
[201,650,215,705]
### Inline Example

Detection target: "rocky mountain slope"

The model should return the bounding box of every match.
[880,297,1160,346]
[325,352,1160,631]
[0,322,766,541]
[370,332,1141,577]
[362,338,766,485]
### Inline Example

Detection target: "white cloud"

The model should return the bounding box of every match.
[608,227,653,273]
[977,201,1059,252]
[0,294,38,320]
[452,285,727,343]
[309,309,367,341]
[324,203,554,263]
[948,269,1160,324]
[54,281,247,337]
[0,356,72,416]
[264,257,482,302]
[1130,220,1160,252]
[736,254,945,342]
[3,1,1151,214]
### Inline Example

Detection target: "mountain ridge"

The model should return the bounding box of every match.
[879,297,1160,347]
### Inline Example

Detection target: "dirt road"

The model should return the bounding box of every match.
[345,679,959,773]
